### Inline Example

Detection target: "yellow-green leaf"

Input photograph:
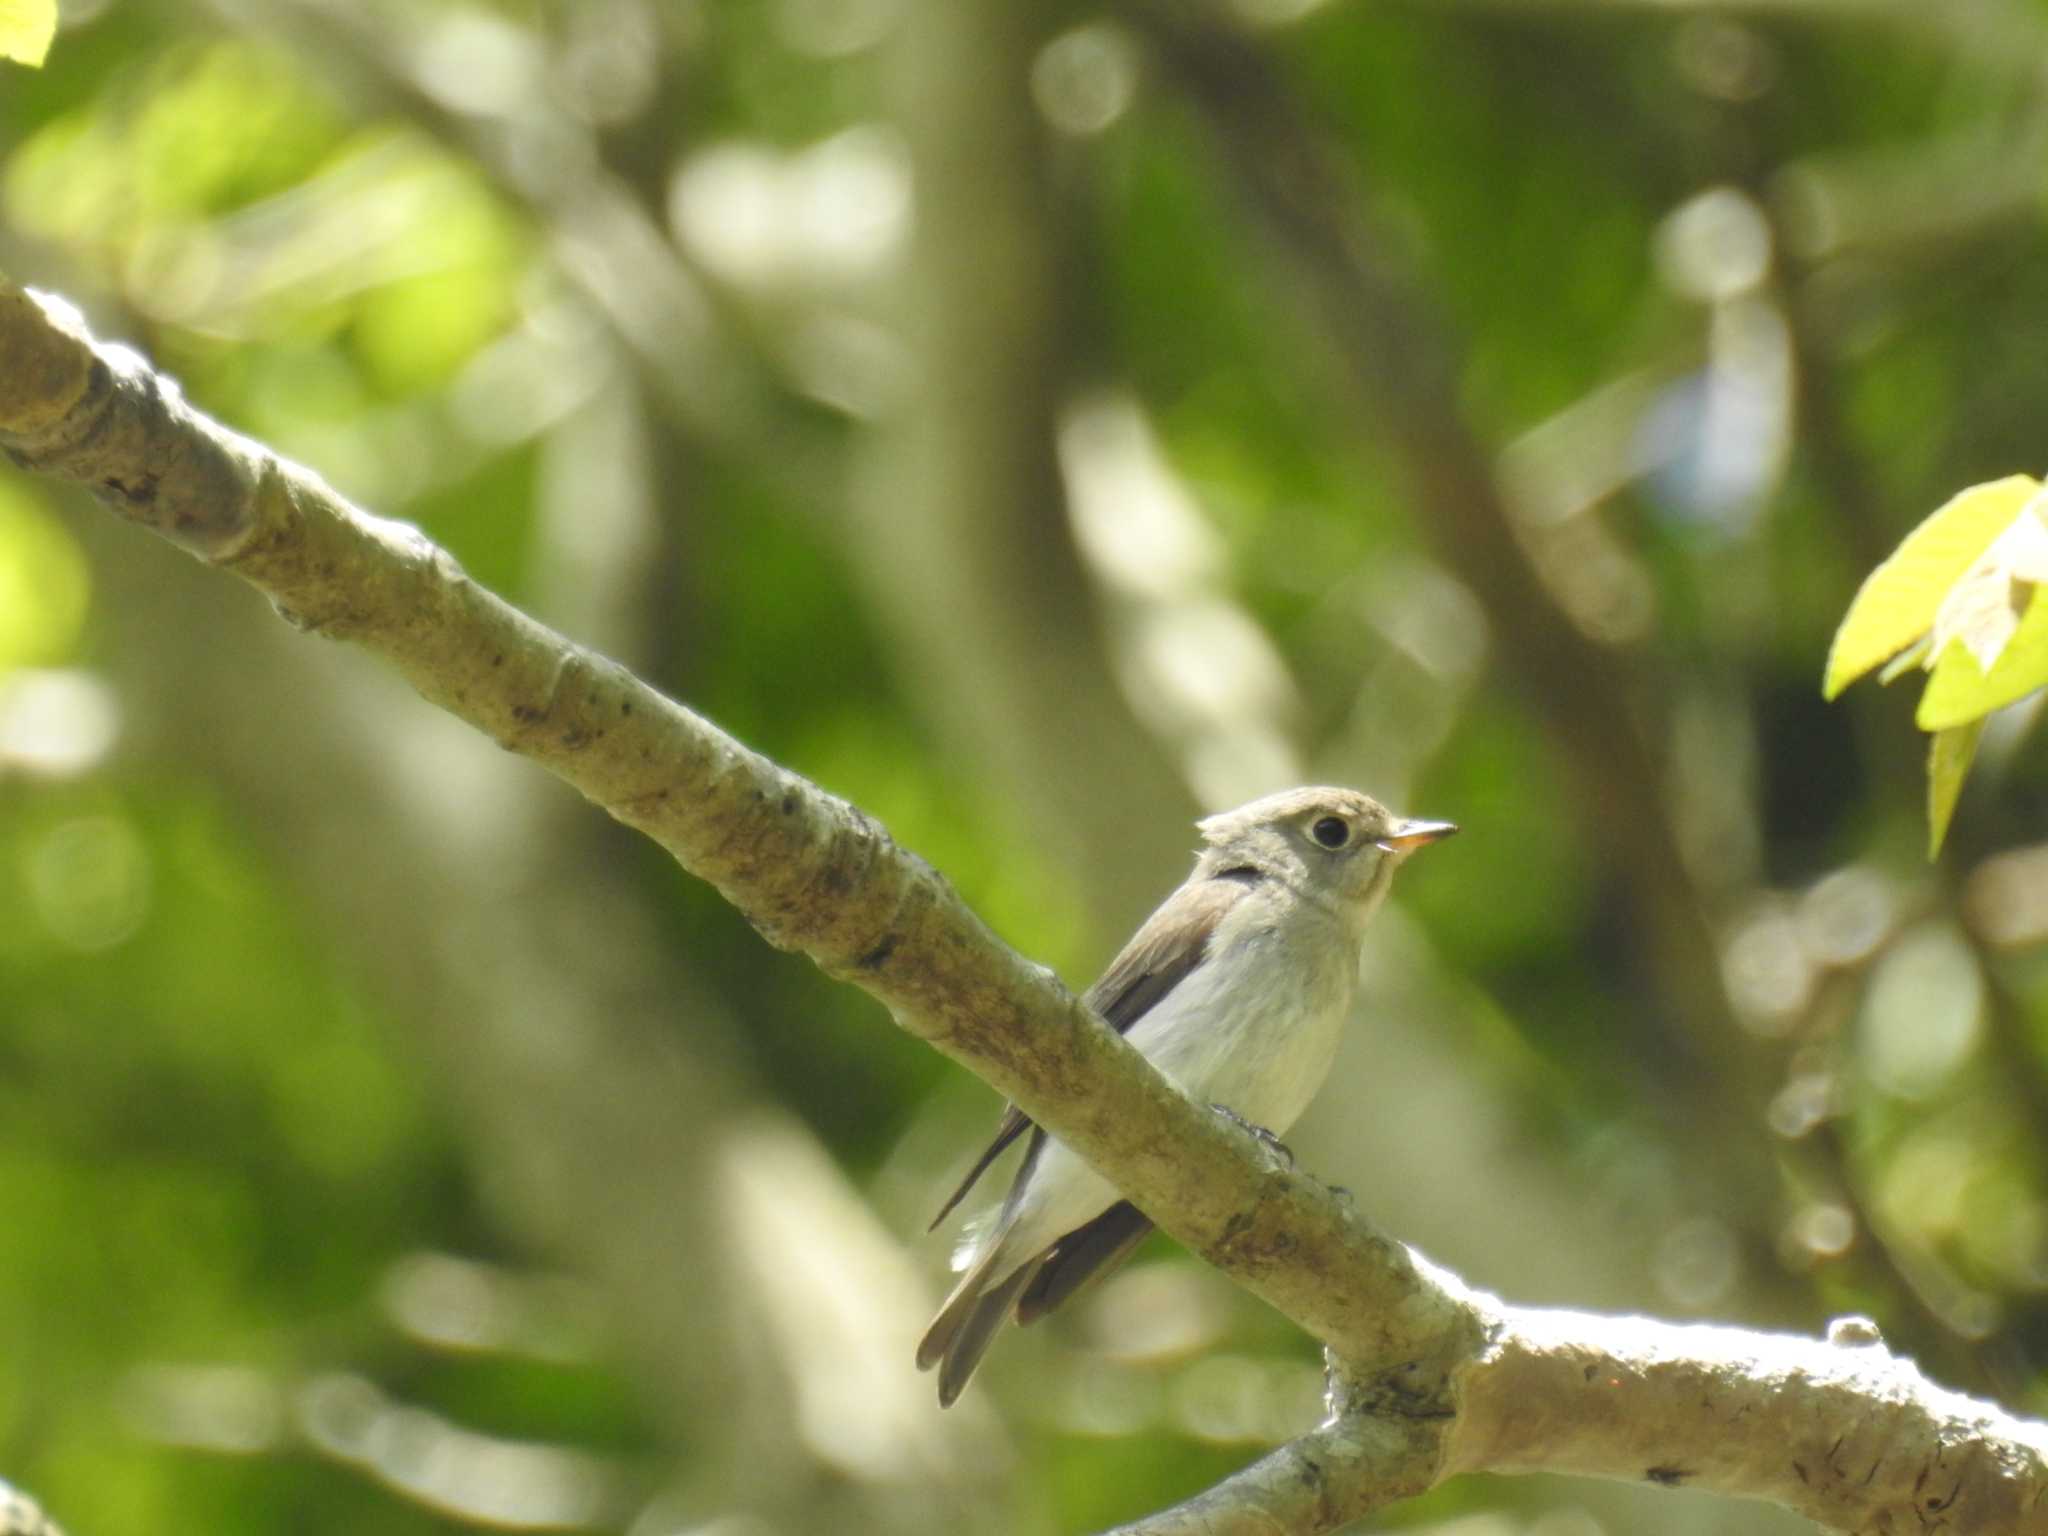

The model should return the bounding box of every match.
[1878,636,1931,684]
[1927,718,1986,858]
[1928,486,2048,673]
[0,0,56,66]
[1823,474,2039,699]
[1919,581,2048,729]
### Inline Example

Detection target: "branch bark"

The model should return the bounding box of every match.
[5,275,2047,1533]
[0,274,1447,1381]
[55,375,1011,1523]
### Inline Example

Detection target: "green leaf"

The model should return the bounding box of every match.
[1822,474,2039,699]
[1919,581,2048,729]
[1927,718,1986,858]
[1877,635,1931,684]
[1927,488,2048,673]
[0,0,55,66]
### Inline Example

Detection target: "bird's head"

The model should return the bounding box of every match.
[1196,785,1456,921]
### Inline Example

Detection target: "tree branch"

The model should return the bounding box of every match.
[6,275,2047,1532]
[0,274,1452,1374]
[1449,1310,2048,1532]
[1110,1305,2048,1535]
[1106,1407,1436,1535]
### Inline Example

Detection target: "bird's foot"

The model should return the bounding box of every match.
[1209,1103,1294,1168]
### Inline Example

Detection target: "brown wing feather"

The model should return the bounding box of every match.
[1014,1201,1155,1325]
[1085,867,1258,1028]
[926,1103,1031,1231]
[925,871,1258,1231]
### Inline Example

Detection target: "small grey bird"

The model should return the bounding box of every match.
[917,785,1455,1406]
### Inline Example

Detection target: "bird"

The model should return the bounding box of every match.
[917,785,1455,1406]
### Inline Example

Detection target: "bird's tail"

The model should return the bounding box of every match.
[916,1243,1044,1408]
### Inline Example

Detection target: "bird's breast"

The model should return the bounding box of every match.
[1123,913,1357,1135]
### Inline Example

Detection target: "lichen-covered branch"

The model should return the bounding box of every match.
[1116,1307,2048,1535]
[1449,1310,2048,1530]
[1105,1408,1438,1536]
[0,274,1457,1374]
[6,276,2047,1533]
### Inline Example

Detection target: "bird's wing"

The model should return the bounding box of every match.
[925,869,1258,1232]
[1014,1200,1155,1325]
[925,1103,1032,1232]
[1086,866,1257,1029]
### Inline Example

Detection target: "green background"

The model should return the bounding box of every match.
[4,1,2048,1532]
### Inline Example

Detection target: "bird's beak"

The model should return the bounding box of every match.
[1377,818,1458,854]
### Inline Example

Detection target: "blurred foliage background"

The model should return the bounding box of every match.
[4,0,2048,1532]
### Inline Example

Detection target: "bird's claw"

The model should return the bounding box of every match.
[1208,1103,1294,1168]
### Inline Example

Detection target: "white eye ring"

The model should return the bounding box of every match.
[1311,816,1350,849]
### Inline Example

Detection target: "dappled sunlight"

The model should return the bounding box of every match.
[1859,924,1983,1101]
[1032,25,1139,140]
[667,129,911,292]
[24,813,151,953]
[8,0,2048,1530]
[1079,1262,1230,1366]
[1061,393,1302,806]
[719,1114,1007,1486]
[298,1373,624,1531]
[381,1252,598,1365]
[0,670,118,778]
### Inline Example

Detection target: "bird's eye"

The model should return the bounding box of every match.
[1311,816,1350,849]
